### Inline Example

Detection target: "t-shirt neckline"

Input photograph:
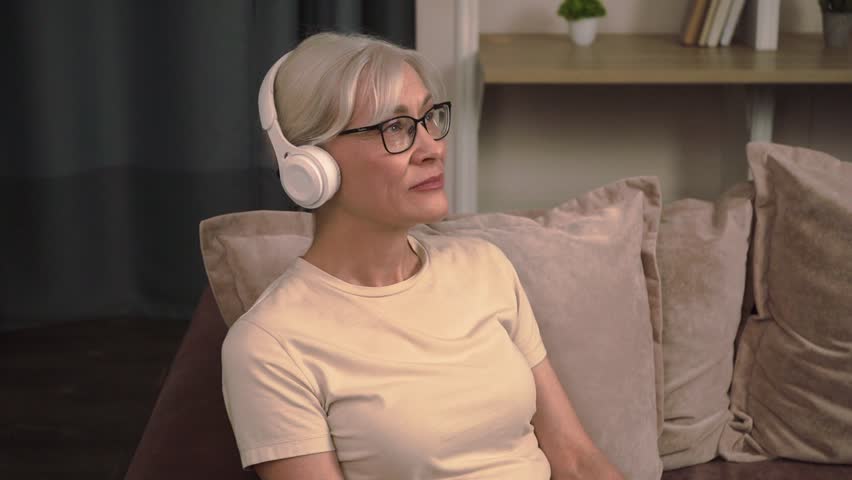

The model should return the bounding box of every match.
[292,232,429,297]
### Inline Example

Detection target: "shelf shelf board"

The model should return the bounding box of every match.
[479,33,852,85]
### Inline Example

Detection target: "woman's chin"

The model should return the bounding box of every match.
[409,193,449,223]
[426,199,450,222]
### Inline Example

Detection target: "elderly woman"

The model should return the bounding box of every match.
[221,32,623,480]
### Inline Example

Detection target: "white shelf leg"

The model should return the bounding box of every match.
[452,0,480,214]
[746,85,776,180]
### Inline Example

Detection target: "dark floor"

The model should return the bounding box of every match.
[0,316,188,480]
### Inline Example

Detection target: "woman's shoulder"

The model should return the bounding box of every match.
[413,230,480,253]
[221,316,280,364]
[413,231,508,271]
[224,270,321,338]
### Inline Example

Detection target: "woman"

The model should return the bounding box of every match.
[222,31,623,480]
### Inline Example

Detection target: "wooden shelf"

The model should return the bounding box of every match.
[479,33,852,84]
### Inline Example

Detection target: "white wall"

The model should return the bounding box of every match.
[479,84,852,210]
[418,1,851,213]
[416,0,460,210]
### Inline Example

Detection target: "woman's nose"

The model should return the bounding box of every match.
[410,126,444,164]
[414,121,440,149]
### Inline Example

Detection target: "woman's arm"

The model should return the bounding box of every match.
[253,451,345,480]
[531,357,624,480]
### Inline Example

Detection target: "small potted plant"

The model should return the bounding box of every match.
[819,0,852,48]
[557,0,607,46]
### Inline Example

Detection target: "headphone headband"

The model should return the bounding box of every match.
[258,52,297,158]
[257,49,342,210]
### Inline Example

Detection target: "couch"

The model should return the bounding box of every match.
[125,142,852,479]
[124,286,852,480]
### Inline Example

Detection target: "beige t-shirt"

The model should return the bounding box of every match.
[221,231,550,479]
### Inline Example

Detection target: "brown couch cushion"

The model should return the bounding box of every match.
[657,182,755,470]
[124,287,255,480]
[719,142,852,463]
[660,458,852,480]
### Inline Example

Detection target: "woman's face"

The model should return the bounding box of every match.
[322,62,448,228]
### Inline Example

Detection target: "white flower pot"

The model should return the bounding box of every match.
[569,18,599,46]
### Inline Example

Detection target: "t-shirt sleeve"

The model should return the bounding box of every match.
[485,241,548,368]
[221,320,336,470]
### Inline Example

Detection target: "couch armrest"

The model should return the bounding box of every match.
[124,286,256,480]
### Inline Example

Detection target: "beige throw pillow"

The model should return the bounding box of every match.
[417,176,664,480]
[199,176,664,480]
[718,142,852,463]
[656,182,755,470]
[199,210,314,327]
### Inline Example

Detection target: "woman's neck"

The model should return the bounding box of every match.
[301,215,421,287]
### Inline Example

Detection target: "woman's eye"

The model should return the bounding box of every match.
[384,122,402,133]
[424,111,434,122]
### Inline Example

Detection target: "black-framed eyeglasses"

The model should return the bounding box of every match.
[338,101,452,154]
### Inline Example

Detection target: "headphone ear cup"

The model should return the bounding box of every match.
[277,145,340,210]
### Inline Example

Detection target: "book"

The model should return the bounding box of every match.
[681,0,711,46]
[699,0,721,46]
[720,0,747,46]
[735,0,780,50]
[707,0,734,47]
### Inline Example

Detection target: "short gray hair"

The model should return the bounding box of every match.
[272,32,446,150]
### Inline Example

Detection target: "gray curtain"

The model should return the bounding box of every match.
[1,0,415,331]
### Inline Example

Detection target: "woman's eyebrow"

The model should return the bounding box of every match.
[392,94,433,115]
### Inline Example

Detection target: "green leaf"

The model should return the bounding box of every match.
[557,0,607,21]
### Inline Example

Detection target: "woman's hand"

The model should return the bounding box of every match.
[554,446,625,480]
[579,448,625,480]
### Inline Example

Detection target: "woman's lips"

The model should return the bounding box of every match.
[411,174,444,190]
[410,175,444,191]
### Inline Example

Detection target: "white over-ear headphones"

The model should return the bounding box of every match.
[258,52,341,209]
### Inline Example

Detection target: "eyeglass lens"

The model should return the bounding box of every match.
[381,104,450,153]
